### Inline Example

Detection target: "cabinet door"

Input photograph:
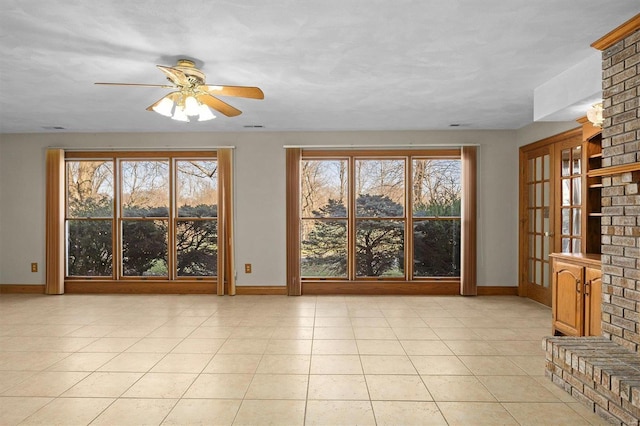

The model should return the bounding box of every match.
[552,261,583,336]
[584,267,602,336]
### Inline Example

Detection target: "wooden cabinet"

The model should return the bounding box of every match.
[550,253,601,336]
[584,266,602,336]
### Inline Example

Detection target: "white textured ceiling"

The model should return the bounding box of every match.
[0,1,637,133]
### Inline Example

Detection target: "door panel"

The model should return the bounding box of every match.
[520,145,554,306]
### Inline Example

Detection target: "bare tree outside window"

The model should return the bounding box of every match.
[65,156,219,279]
[66,160,114,276]
[301,159,348,277]
[176,160,218,276]
[412,159,461,277]
[300,154,461,280]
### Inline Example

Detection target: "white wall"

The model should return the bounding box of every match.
[533,52,602,122]
[0,130,521,287]
[516,121,580,148]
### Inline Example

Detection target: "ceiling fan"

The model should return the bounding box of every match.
[95,59,264,122]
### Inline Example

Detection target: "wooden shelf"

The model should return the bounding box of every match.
[588,162,640,177]
[589,183,604,189]
[589,152,603,159]
[588,212,603,217]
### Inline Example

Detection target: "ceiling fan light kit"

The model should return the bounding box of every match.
[95,59,264,122]
[586,102,604,128]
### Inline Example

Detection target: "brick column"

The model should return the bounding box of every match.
[600,27,640,352]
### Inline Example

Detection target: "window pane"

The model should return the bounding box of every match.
[543,155,550,180]
[543,262,550,288]
[572,146,582,175]
[528,184,535,208]
[572,177,581,205]
[356,220,404,277]
[301,160,348,218]
[535,156,542,181]
[301,219,347,277]
[561,149,570,177]
[67,220,112,276]
[67,160,113,217]
[561,179,570,206]
[528,259,534,283]
[176,160,217,217]
[413,220,460,277]
[122,220,168,276]
[562,208,570,235]
[528,209,535,232]
[356,159,404,217]
[176,220,217,276]
[412,159,461,217]
[572,208,581,236]
[573,238,582,254]
[528,234,534,258]
[543,207,550,233]
[121,160,169,217]
[543,182,549,206]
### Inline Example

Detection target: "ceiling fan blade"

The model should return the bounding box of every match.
[145,91,181,111]
[95,82,174,88]
[196,93,242,117]
[157,65,189,86]
[201,85,264,99]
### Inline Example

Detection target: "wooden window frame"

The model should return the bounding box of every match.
[46,149,234,294]
[287,147,477,295]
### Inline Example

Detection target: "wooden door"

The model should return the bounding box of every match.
[552,261,583,336]
[584,267,602,336]
[520,145,554,306]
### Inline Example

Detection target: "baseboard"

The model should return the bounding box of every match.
[235,286,288,295]
[477,286,519,296]
[0,284,46,294]
[0,283,518,296]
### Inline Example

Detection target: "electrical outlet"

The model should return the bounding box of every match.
[31,262,38,273]
[245,263,252,273]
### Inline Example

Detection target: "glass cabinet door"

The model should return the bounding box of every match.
[559,145,582,254]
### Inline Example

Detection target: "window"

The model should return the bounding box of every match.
[293,149,470,292]
[47,149,233,294]
[412,158,461,277]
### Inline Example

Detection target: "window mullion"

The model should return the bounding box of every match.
[168,159,176,281]
[406,156,412,280]
[115,158,122,280]
[348,156,356,281]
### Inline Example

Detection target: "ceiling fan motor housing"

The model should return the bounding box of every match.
[174,59,205,86]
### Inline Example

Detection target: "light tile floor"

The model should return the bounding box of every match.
[0,294,611,425]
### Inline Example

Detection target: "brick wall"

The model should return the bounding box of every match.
[600,27,640,352]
